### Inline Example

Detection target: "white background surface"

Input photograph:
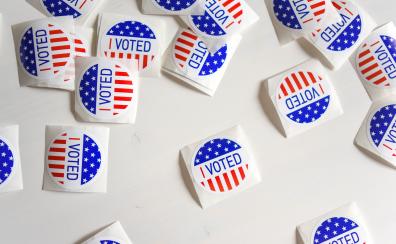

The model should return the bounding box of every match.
[0,0,395,243]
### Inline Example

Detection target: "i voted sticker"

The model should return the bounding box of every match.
[357,34,396,87]
[313,0,362,51]
[77,60,136,119]
[189,0,244,38]
[367,104,396,161]
[273,0,327,31]
[276,70,331,124]
[46,130,103,190]
[99,20,158,71]
[152,0,198,12]
[192,138,249,193]
[19,20,73,80]
[0,138,15,187]
[173,29,227,77]
[87,238,124,244]
[40,0,99,19]
[312,217,367,244]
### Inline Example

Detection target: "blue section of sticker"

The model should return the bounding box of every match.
[81,134,101,185]
[154,0,198,11]
[191,11,226,36]
[100,240,120,244]
[20,27,38,77]
[41,0,82,18]
[381,35,396,63]
[106,21,156,39]
[199,45,227,76]
[80,64,99,115]
[287,95,330,123]
[369,104,396,147]
[313,217,359,244]
[0,139,14,185]
[194,138,241,166]
[327,15,361,51]
[273,0,301,29]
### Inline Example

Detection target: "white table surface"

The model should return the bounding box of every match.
[0,0,395,243]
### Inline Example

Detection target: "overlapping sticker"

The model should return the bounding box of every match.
[357,34,396,87]
[64,34,90,82]
[313,0,362,51]
[367,104,396,161]
[152,0,198,12]
[276,70,331,124]
[192,138,249,193]
[312,217,367,244]
[77,60,136,119]
[0,138,15,187]
[188,0,244,38]
[273,0,327,31]
[40,0,99,20]
[99,20,159,71]
[19,20,73,80]
[46,129,103,190]
[173,29,228,77]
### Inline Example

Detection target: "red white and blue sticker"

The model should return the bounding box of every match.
[0,138,15,187]
[46,130,103,190]
[313,0,362,52]
[99,20,158,71]
[152,0,198,12]
[312,217,367,244]
[192,138,249,193]
[273,0,327,31]
[40,0,99,20]
[276,70,331,124]
[19,20,73,80]
[173,29,227,77]
[367,104,396,160]
[78,60,135,119]
[356,34,396,87]
[188,0,244,38]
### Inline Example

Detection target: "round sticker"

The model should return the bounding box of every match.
[313,0,362,51]
[172,29,228,77]
[40,0,98,19]
[86,237,125,244]
[367,104,396,161]
[46,130,103,190]
[77,60,136,119]
[99,20,158,71]
[356,34,396,87]
[312,217,367,244]
[192,138,249,193]
[19,20,73,80]
[152,0,198,12]
[273,0,327,31]
[276,70,331,124]
[0,138,15,187]
[188,0,244,38]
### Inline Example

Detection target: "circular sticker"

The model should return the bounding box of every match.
[46,130,103,190]
[172,29,228,77]
[77,60,136,119]
[314,0,362,51]
[356,34,396,87]
[86,237,125,244]
[188,0,244,38]
[99,20,158,71]
[40,0,98,19]
[312,217,367,244]
[0,138,15,187]
[367,104,396,161]
[152,0,198,12]
[192,138,249,193]
[19,20,73,80]
[273,0,327,31]
[276,70,331,124]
